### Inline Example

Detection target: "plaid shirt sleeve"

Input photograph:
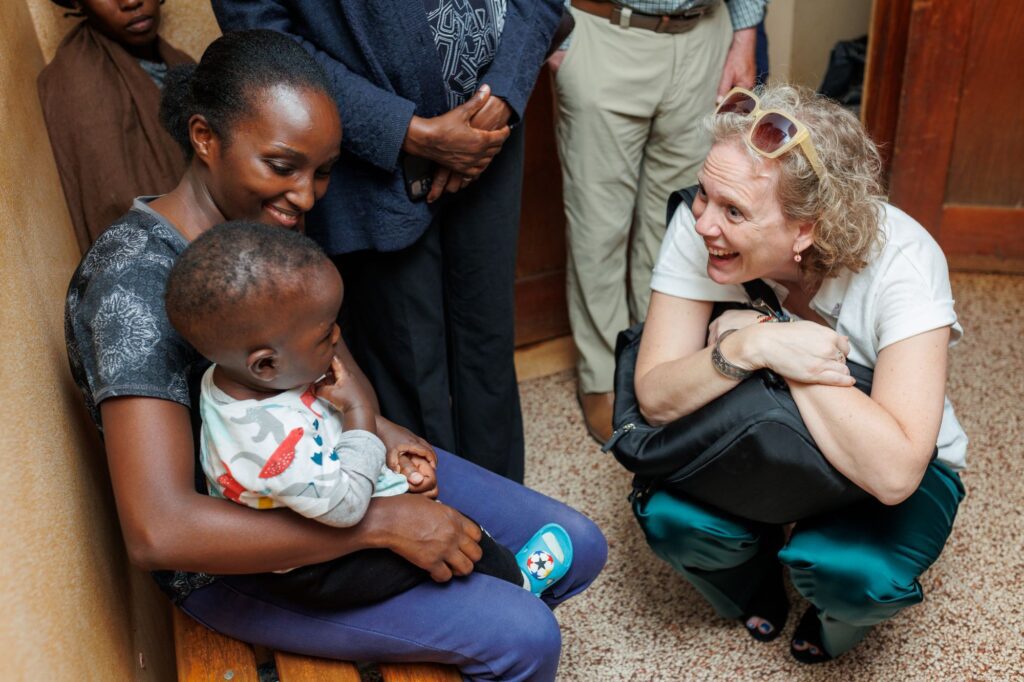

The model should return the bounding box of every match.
[725,0,767,31]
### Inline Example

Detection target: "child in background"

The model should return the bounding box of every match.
[165,222,573,607]
[38,0,193,252]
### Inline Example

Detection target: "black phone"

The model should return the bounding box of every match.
[401,153,434,202]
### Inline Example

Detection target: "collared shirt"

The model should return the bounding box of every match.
[423,0,508,109]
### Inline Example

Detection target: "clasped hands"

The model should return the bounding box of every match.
[317,357,482,583]
[315,357,438,498]
[708,309,856,388]
[403,84,512,203]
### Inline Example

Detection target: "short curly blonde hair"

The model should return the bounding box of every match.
[707,84,886,281]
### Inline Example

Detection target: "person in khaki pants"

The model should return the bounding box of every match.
[550,0,766,442]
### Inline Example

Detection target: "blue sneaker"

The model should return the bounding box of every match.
[515,523,573,596]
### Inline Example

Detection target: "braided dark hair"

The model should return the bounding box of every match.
[159,29,331,157]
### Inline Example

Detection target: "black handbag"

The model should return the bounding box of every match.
[603,187,873,524]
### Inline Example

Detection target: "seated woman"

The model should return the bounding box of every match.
[64,29,605,682]
[633,83,966,663]
[38,0,191,251]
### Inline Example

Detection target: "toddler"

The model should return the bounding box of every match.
[165,222,572,607]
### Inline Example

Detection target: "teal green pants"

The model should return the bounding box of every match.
[633,461,965,657]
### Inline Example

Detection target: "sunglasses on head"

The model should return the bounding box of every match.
[715,87,825,180]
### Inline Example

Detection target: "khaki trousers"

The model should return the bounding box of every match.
[554,6,731,393]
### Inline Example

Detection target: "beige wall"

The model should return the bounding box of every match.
[765,0,873,89]
[1,2,220,680]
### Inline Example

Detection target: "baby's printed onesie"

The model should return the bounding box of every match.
[199,366,407,527]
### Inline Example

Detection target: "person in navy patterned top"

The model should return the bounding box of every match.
[213,0,565,484]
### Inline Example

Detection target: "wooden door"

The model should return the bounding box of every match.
[864,0,1024,272]
[514,67,570,346]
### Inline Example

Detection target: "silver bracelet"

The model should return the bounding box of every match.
[711,328,753,381]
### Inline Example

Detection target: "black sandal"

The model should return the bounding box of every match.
[790,606,833,664]
[740,563,789,643]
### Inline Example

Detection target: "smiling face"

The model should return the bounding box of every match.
[196,84,342,232]
[77,0,161,51]
[692,140,814,286]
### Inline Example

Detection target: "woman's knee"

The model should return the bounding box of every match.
[782,549,923,627]
[557,507,608,580]
[482,596,562,681]
[634,491,763,572]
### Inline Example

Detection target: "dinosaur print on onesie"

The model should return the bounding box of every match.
[197,367,407,523]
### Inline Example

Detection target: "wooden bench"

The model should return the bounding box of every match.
[174,609,461,682]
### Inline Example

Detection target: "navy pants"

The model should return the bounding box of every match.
[634,461,964,657]
[179,448,607,681]
[336,125,526,482]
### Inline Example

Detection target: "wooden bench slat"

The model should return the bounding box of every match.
[378,662,462,682]
[174,605,460,681]
[173,608,259,682]
[274,651,361,681]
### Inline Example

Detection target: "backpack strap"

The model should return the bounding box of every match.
[666,184,699,227]
[742,280,788,320]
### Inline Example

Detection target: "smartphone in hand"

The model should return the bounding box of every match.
[401,153,434,202]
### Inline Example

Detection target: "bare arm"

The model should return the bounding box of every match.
[715,27,757,102]
[787,327,950,505]
[635,292,728,425]
[101,397,479,580]
[636,292,854,425]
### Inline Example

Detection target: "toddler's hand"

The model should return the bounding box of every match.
[315,356,376,413]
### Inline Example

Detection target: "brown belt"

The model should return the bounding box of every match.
[570,0,715,34]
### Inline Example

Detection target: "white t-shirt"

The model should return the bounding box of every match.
[650,202,968,469]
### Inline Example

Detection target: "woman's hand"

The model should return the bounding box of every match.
[387,442,439,499]
[364,495,482,582]
[707,309,766,346]
[376,417,440,496]
[737,321,855,387]
[376,416,435,458]
[395,453,439,498]
[403,85,510,178]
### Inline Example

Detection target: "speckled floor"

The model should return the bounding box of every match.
[519,272,1024,681]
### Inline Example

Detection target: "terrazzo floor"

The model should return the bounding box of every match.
[518,272,1024,681]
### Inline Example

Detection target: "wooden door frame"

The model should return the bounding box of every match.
[864,0,1024,272]
[861,0,913,181]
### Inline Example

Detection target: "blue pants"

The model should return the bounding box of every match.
[179,449,607,682]
[634,461,964,657]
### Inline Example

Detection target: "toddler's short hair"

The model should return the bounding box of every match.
[166,221,329,338]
